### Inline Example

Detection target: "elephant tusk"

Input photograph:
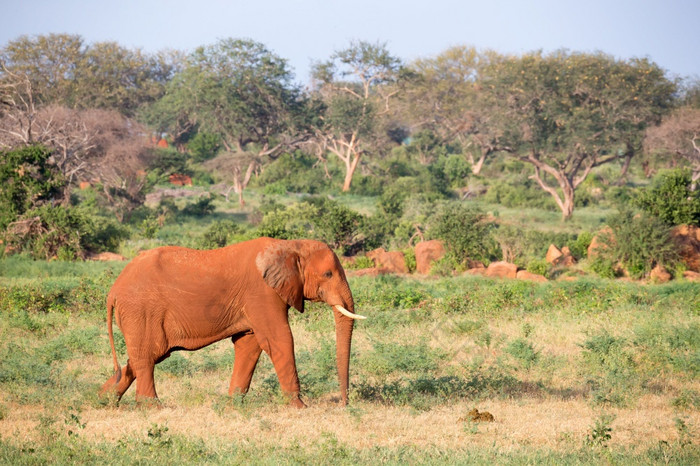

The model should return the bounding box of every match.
[334,305,367,320]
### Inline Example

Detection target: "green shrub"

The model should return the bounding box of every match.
[4,205,84,260]
[635,169,700,226]
[429,202,496,265]
[257,202,317,240]
[594,210,679,279]
[505,338,540,369]
[305,197,361,252]
[482,177,556,210]
[188,132,221,162]
[0,145,65,230]
[257,198,361,253]
[581,330,637,406]
[361,341,444,377]
[254,152,330,194]
[181,196,215,217]
[200,220,240,249]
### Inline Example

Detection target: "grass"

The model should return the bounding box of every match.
[0,257,699,463]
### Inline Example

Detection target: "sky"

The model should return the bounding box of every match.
[1,0,698,85]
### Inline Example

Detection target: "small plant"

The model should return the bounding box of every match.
[585,413,615,448]
[146,423,172,448]
[200,220,239,249]
[674,417,694,448]
[505,338,540,369]
[140,216,160,239]
[64,407,86,437]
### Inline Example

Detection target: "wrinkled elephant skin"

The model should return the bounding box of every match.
[100,237,362,408]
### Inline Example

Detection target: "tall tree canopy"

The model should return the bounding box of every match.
[145,38,309,205]
[0,33,180,116]
[478,51,676,219]
[402,46,502,174]
[311,41,402,191]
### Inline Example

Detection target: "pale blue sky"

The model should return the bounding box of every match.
[1,0,698,84]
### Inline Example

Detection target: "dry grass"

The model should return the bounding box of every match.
[1,394,697,454]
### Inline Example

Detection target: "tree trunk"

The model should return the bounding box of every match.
[342,153,361,192]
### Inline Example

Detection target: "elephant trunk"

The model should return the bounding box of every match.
[334,309,354,405]
[333,283,356,405]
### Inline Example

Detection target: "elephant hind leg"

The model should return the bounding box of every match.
[99,360,136,401]
[131,359,159,402]
[229,332,263,396]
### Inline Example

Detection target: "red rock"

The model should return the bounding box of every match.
[588,226,614,259]
[516,270,548,282]
[649,264,671,283]
[545,244,563,265]
[86,252,127,261]
[484,261,518,279]
[683,270,700,282]
[414,240,446,274]
[169,174,193,186]
[347,267,390,277]
[366,248,408,274]
[671,225,700,272]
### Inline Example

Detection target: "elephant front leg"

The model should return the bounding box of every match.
[255,326,306,409]
[229,332,263,396]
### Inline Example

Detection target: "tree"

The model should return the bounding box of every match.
[148,38,308,206]
[1,33,182,116]
[0,67,153,213]
[645,106,700,190]
[402,46,502,174]
[0,33,84,105]
[479,51,676,219]
[71,41,181,116]
[311,41,402,191]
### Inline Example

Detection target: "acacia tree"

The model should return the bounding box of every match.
[1,34,179,117]
[645,106,700,190]
[147,38,308,206]
[402,46,503,174]
[479,51,675,219]
[311,41,402,191]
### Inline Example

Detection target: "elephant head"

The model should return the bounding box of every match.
[256,239,365,404]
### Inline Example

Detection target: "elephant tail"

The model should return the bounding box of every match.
[107,294,122,384]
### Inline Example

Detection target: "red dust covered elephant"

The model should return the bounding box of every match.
[100,237,365,408]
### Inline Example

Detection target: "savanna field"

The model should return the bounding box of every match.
[2,34,700,464]
[0,204,699,464]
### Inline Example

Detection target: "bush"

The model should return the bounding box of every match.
[257,198,361,253]
[305,197,361,252]
[635,169,700,226]
[181,196,215,217]
[593,210,679,279]
[200,220,239,249]
[0,145,65,230]
[257,202,318,240]
[255,152,330,194]
[429,202,496,265]
[188,132,221,162]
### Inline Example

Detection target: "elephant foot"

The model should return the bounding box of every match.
[135,396,163,409]
[285,392,307,409]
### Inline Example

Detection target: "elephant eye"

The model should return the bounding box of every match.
[323,270,333,279]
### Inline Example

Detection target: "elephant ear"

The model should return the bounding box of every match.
[256,243,304,312]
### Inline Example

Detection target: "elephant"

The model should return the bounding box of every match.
[100,237,365,408]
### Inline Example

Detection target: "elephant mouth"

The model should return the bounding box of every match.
[334,305,367,320]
